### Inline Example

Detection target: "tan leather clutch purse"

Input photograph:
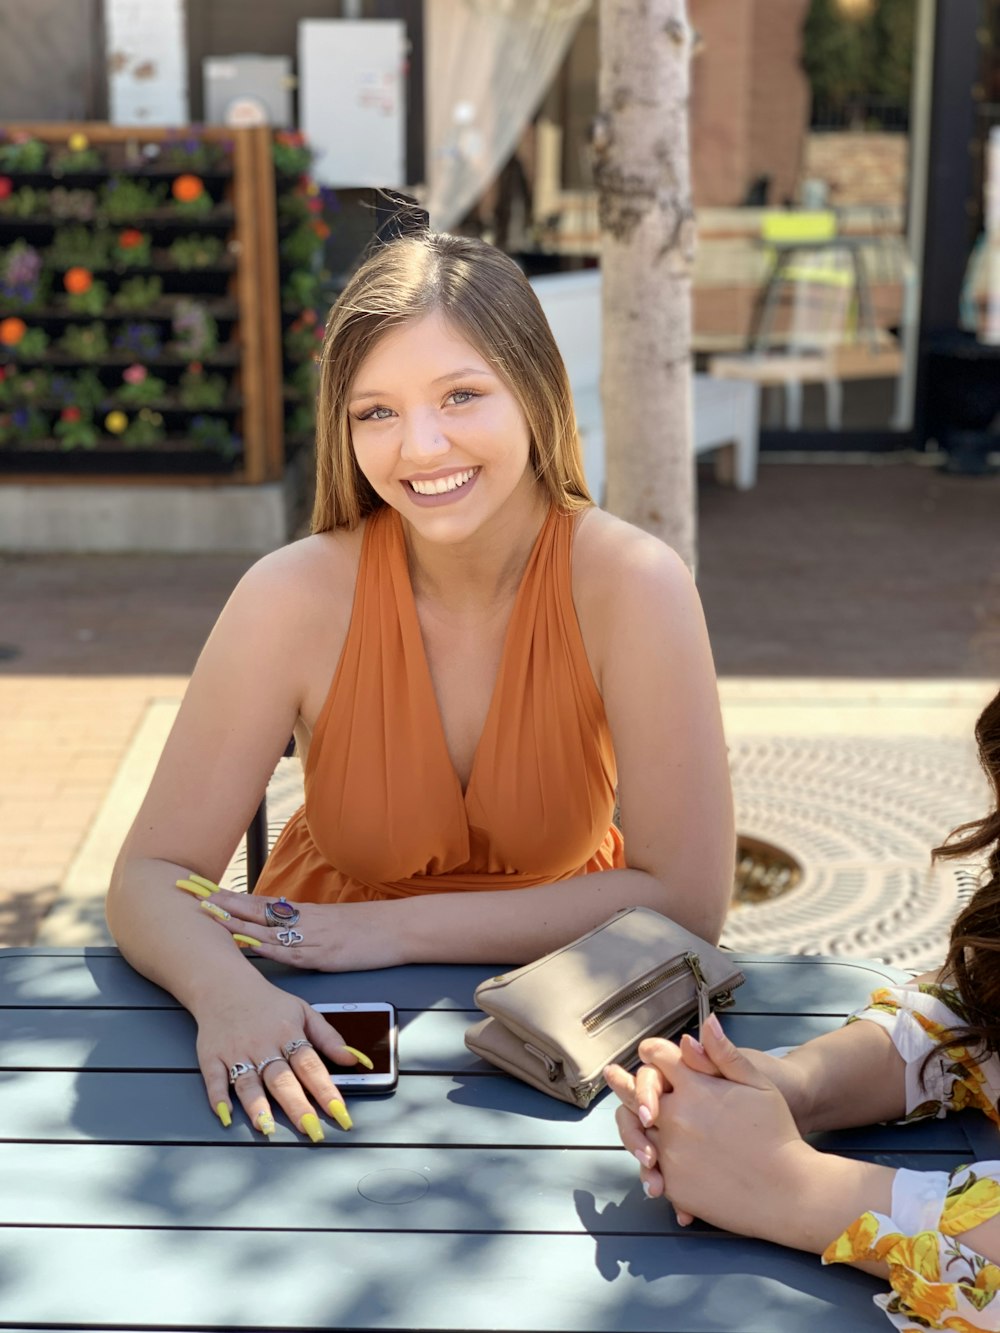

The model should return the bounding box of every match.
[464,906,745,1107]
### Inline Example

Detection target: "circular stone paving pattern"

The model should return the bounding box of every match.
[722,734,988,971]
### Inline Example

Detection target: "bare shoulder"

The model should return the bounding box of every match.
[220,525,364,640]
[572,505,697,632]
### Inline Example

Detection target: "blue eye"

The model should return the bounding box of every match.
[449,389,479,405]
[358,405,393,422]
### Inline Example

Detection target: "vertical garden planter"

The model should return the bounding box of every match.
[0,122,318,547]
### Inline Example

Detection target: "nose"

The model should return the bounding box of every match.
[400,410,449,465]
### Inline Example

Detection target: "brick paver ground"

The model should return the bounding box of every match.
[2,460,998,948]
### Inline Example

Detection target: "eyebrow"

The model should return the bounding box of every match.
[349,367,496,403]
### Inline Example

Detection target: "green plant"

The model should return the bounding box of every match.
[99,177,165,221]
[53,407,100,449]
[51,146,104,174]
[287,402,316,437]
[282,268,326,310]
[10,327,49,358]
[189,413,239,457]
[281,220,329,268]
[116,366,168,404]
[0,136,46,172]
[0,366,51,405]
[171,299,218,359]
[113,321,162,359]
[272,131,313,177]
[0,241,46,309]
[112,229,152,269]
[162,135,231,173]
[178,363,228,409]
[284,311,323,362]
[168,234,225,269]
[48,187,97,221]
[48,225,113,269]
[0,187,49,219]
[114,275,163,313]
[59,323,109,361]
[0,405,48,443]
[122,407,166,446]
[51,369,106,411]
[66,280,110,317]
[171,190,214,218]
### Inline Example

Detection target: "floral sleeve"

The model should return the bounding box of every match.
[847,983,1000,1126]
[824,1163,1000,1330]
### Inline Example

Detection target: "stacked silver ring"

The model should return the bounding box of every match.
[228,1060,256,1084]
[255,1054,286,1076]
[282,1038,313,1059]
[263,897,300,928]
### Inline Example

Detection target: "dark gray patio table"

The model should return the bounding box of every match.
[0,946,988,1333]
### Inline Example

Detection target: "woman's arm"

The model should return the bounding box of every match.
[106,541,364,1136]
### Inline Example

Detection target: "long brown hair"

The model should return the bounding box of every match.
[932,688,1000,1058]
[311,232,592,532]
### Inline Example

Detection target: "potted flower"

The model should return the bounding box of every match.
[0,241,46,309]
[53,406,100,449]
[170,174,213,217]
[114,228,152,268]
[116,363,167,405]
[1,317,49,358]
[50,132,104,175]
[64,267,109,316]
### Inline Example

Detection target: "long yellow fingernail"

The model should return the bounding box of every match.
[215,1101,232,1128]
[188,873,220,892]
[300,1112,325,1143]
[233,933,263,947]
[255,1111,276,1136]
[328,1099,353,1131]
[338,1045,374,1070]
[176,878,212,899]
[199,900,231,921]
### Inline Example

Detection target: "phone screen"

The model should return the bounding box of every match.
[317,1009,394,1075]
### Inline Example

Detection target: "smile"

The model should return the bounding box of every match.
[406,468,480,496]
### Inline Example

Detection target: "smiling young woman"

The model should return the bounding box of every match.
[106,229,734,1144]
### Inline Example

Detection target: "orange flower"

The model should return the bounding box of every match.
[311,219,330,240]
[118,229,145,249]
[64,267,93,296]
[172,174,204,203]
[0,317,26,346]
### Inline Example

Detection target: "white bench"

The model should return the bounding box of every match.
[529,270,760,502]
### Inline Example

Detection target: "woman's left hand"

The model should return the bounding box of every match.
[633,1015,816,1243]
[188,886,398,972]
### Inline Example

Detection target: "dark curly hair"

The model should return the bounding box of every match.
[932,688,1000,1061]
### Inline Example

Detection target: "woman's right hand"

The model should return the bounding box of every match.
[193,976,364,1139]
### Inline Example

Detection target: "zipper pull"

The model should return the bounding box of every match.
[685,952,711,1031]
[524,1042,561,1082]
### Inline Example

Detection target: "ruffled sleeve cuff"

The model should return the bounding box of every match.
[848,984,1000,1125]
[823,1163,1000,1330]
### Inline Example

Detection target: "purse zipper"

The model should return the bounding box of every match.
[582,952,704,1033]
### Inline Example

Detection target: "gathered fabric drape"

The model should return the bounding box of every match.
[425,0,589,232]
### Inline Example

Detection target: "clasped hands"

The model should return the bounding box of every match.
[605,1015,818,1242]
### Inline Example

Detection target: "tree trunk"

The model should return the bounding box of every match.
[595,0,696,569]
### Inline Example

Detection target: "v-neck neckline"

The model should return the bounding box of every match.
[391,506,555,803]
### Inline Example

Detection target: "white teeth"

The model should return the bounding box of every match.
[409,468,476,496]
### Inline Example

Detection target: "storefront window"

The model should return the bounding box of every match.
[516,0,932,439]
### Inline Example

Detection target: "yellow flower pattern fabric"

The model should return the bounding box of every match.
[825,983,1000,1330]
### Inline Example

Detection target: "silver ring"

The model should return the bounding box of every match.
[228,1060,256,1084]
[255,1054,286,1076]
[276,927,304,947]
[264,897,300,928]
[282,1038,314,1059]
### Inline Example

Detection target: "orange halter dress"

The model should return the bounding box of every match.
[253,503,625,904]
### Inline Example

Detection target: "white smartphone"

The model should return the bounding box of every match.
[311,1001,398,1094]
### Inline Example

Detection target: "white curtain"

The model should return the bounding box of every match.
[425,0,590,232]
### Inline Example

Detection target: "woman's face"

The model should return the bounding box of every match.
[347,310,535,542]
